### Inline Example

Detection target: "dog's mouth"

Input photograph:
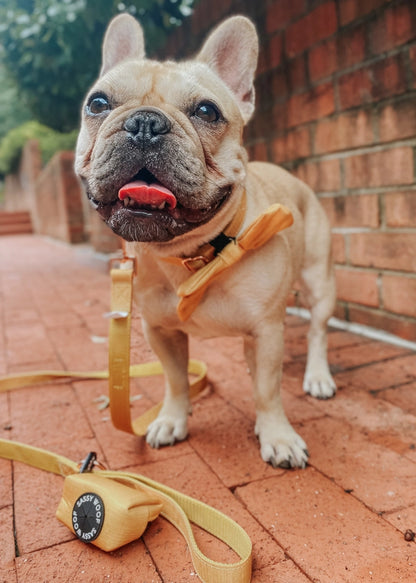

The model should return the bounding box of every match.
[118,176,178,212]
[89,168,231,242]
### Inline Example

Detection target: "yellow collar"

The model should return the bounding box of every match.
[166,199,294,321]
[162,190,247,272]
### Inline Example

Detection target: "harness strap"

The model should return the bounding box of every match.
[176,203,294,321]
[159,197,294,321]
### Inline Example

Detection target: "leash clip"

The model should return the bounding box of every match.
[78,452,106,473]
[109,256,136,274]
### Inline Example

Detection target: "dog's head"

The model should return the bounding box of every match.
[75,14,258,246]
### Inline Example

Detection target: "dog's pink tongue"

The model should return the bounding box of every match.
[118,180,177,209]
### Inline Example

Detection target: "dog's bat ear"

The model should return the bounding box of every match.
[197,16,258,123]
[100,14,145,76]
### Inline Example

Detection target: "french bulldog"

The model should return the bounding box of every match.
[75,14,337,468]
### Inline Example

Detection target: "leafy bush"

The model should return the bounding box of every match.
[0,121,78,175]
[39,127,79,167]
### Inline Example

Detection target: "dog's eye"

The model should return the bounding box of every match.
[86,94,111,115]
[193,102,220,123]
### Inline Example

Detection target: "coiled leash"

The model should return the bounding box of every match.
[0,257,252,583]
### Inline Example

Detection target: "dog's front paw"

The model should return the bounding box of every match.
[303,366,336,399]
[146,414,188,448]
[255,417,309,469]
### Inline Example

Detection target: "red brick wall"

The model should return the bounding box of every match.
[163,0,416,341]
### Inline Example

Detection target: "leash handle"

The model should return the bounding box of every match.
[102,468,252,582]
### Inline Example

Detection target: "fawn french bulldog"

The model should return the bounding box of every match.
[75,14,336,468]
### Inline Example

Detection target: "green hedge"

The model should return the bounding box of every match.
[0,121,78,175]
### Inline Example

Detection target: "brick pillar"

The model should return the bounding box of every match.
[34,151,86,244]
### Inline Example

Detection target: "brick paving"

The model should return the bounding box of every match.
[1,234,416,583]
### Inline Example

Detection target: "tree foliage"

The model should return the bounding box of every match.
[0,62,31,143]
[0,0,194,133]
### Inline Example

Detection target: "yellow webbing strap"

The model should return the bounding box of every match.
[108,261,208,435]
[0,258,252,581]
[0,360,206,419]
[0,438,252,582]
[0,259,207,434]
[176,203,293,321]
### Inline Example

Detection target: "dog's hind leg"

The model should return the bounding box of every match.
[142,323,191,447]
[300,247,337,399]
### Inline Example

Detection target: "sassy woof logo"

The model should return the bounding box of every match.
[72,492,105,543]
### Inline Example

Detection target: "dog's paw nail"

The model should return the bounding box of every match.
[259,425,309,469]
[146,415,188,449]
[303,372,337,400]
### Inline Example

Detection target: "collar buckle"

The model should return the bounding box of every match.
[181,255,210,273]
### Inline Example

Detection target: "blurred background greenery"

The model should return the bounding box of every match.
[0,0,195,177]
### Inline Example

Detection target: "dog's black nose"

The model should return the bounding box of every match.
[123,109,171,140]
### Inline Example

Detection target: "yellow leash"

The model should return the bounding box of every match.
[0,257,253,583]
[0,359,206,432]
[0,258,207,433]
[107,258,207,435]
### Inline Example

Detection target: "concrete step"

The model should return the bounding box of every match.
[0,210,33,235]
